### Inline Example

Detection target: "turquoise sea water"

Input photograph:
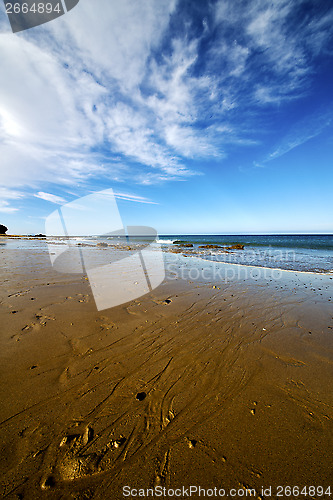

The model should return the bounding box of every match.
[157,234,333,274]
[158,234,333,250]
[1,234,333,274]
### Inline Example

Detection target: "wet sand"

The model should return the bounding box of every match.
[0,247,333,499]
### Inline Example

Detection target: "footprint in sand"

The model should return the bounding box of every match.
[96,316,117,331]
[20,316,52,333]
[41,425,126,489]
[151,297,173,306]
[77,294,89,303]
[187,439,197,449]
[153,450,170,487]
[35,313,55,326]
[20,323,35,332]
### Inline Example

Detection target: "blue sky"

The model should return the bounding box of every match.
[0,0,332,234]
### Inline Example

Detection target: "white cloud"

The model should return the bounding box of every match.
[0,1,181,191]
[265,108,332,162]
[254,86,287,105]
[49,0,177,92]
[34,192,66,204]
[245,2,309,97]
[214,0,333,105]
[0,187,23,213]
[113,192,158,204]
[104,103,184,172]
[0,187,23,199]
[164,124,218,157]
[0,201,19,213]
[0,0,332,203]
[209,39,250,79]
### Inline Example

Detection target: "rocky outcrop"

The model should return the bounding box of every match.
[171,241,245,250]
[225,244,244,250]
[199,243,244,250]
[0,224,8,235]
[198,244,222,249]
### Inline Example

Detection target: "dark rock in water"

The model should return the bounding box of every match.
[0,224,8,235]
[198,244,222,249]
[34,233,46,238]
[97,242,108,247]
[177,243,193,248]
[225,244,244,250]
[173,240,184,244]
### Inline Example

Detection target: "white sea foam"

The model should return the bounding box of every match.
[157,239,175,245]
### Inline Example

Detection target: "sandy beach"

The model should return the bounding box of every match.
[0,243,333,499]
[1,0,333,497]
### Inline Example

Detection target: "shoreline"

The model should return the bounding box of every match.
[2,235,333,277]
[168,252,333,277]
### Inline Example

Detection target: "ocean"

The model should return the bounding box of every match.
[1,234,333,274]
[157,234,333,274]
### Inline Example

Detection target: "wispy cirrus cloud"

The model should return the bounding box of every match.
[214,0,333,105]
[268,109,333,161]
[0,187,23,199]
[113,192,158,204]
[0,0,332,209]
[34,192,66,204]
[0,201,19,213]
[0,187,23,212]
